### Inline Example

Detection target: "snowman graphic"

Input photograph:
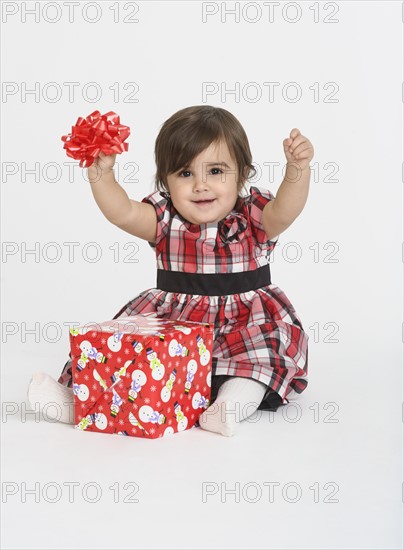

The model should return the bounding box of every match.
[93,368,108,391]
[76,415,92,431]
[160,368,177,403]
[131,339,144,354]
[128,370,147,402]
[110,388,123,418]
[163,426,175,437]
[192,391,210,410]
[107,332,124,353]
[128,411,146,434]
[184,359,198,394]
[173,401,188,432]
[70,326,91,337]
[73,383,89,402]
[168,338,189,358]
[77,340,106,372]
[110,359,132,385]
[196,334,211,366]
[76,357,87,372]
[93,413,108,430]
[76,412,107,431]
[173,324,191,335]
[139,405,166,425]
[147,330,165,341]
[145,348,165,381]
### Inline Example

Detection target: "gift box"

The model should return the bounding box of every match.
[69,314,213,439]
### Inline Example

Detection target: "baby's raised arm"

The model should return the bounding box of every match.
[87,152,157,244]
[261,129,314,239]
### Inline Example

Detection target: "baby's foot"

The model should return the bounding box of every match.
[27,372,74,424]
[198,400,238,437]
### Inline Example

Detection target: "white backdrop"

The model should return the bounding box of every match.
[1,2,402,549]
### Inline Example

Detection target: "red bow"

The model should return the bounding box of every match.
[61,110,130,168]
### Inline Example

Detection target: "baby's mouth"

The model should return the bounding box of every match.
[193,199,216,205]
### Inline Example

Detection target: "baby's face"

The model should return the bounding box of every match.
[166,140,240,225]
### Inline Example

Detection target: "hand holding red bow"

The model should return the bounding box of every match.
[61,110,130,169]
[88,150,117,180]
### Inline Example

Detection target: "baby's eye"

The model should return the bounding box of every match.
[210,167,223,175]
[179,170,191,177]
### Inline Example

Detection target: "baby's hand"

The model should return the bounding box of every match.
[283,128,314,172]
[88,151,116,181]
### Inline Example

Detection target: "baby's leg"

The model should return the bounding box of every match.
[198,376,267,437]
[27,372,74,424]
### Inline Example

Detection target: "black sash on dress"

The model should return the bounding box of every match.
[156,264,271,296]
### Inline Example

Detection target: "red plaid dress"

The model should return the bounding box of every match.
[58,186,308,410]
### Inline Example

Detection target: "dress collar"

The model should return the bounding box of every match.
[174,195,248,243]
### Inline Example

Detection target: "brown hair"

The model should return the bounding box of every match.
[154,105,256,196]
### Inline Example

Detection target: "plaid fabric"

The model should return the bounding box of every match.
[58,186,308,409]
[144,185,278,273]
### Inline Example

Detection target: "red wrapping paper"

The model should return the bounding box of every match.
[61,110,130,168]
[69,314,213,439]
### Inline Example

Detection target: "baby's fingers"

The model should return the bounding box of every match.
[289,128,301,140]
[98,151,116,167]
[99,151,116,161]
[292,145,312,159]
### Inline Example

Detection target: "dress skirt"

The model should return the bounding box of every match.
[58,280,309,413]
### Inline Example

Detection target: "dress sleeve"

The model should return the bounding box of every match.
[141,190,171,248]
[247,185,279,246]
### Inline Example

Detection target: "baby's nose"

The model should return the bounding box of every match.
[193,176,208,190]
